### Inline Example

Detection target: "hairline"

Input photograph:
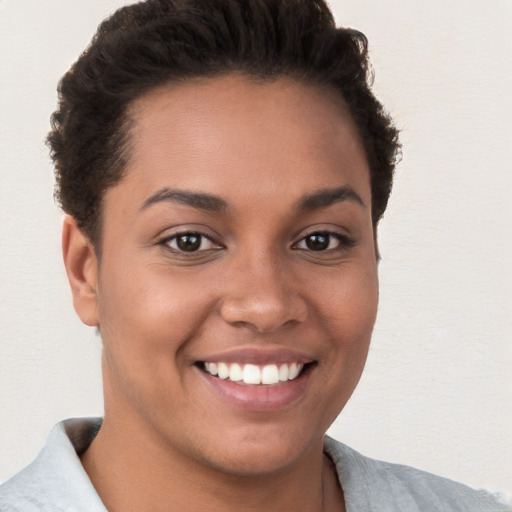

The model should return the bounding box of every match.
[88,71,377,256]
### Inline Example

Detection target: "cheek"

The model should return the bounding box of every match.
[95,261,222,401]
[98,259,207,336]
[299,267,377,431]
[314,263,378,334]
[313,263,378,387]
[96,268,198,409]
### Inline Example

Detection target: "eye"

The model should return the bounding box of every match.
[294,231,354,252]
[162,232,220,253]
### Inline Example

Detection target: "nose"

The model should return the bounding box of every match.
[219,254,308,333]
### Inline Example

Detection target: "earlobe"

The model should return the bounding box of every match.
[62,215,100,327]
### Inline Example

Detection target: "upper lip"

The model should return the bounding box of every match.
[194,347,316,366]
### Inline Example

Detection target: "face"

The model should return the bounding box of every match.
[87,75,378,476]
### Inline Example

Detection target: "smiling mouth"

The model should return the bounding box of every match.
[199,361,311,385]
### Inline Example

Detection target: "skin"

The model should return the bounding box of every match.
[63,74,379,512]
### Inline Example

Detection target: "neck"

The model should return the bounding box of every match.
[80,412,344,512]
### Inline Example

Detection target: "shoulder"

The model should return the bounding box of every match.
[324,436,512,512]
[0,418,105,512]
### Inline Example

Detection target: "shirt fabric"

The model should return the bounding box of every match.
[0,418,510,511]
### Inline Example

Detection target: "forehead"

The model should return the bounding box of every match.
[117,74,370,209]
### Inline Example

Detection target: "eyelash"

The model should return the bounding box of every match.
[160,231,222,253]
[159,230,355,254]
[292,231,356,252]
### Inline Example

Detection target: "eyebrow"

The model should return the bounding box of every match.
[140,185,365,214]
[140,188,229,212]
[296,186,366,211]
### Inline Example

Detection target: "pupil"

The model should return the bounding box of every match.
[177,234,201,252]
[306,233,329,251]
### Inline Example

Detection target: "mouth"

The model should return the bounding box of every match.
[199,361,310,386]
[193,349,317,410]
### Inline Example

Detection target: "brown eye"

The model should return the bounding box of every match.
[176,233,202,252]
[294,231,355,252]
[305,233,330,251]
[164,232,220,253]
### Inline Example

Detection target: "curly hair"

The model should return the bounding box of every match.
[48,0,400,245]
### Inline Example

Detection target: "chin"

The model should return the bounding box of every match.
[184,424,323,478]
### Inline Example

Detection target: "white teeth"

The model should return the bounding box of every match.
[229,363,243,381]
[278,364,289,381]
[203,362,305,385]
[209,362,218,376]
[217,362,229,379]
[289,362,300,380]
[242,364,261,384]
[261,364,279,385]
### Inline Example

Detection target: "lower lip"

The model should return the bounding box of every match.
[197,366,313,412]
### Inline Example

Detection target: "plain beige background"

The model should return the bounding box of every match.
[0,0,511,493]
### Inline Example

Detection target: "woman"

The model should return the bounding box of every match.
[0,0,509,510]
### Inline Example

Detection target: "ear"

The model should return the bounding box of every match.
[372,226,381,263]
[62,215,100,327]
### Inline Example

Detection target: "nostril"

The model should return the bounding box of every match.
[219,294,308,333]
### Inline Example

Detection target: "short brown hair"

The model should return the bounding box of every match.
[48,0,400,245]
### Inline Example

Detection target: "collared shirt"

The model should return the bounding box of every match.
[1,418,510,511]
